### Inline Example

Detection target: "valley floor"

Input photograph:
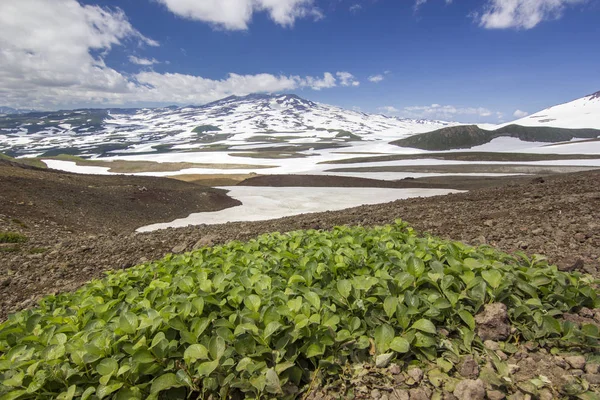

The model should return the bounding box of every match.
[1,166,598,321]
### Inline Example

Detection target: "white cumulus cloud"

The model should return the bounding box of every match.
[476,0,586,29]
[368,75,384,83]
[129,56,160,66]
[0,0,350,109]
[403,104,495,120]
[513,109,529,117]
[336,72,360,87]
[156,0,322,30]
[379,106,400,114]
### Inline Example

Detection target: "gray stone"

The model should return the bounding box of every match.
[583,373,600,385]
[409,387,432,400]
[565,355,586,370]
[458,356,479,378]
[585,363,599,374]
[193,235,217,249]
[474,303,511,341]
[171,243,188,253]
[487,389,506,400]
[453,379,485,400]
[407,367,424,384]
[376,353,394,368]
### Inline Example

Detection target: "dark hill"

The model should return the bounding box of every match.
[392,124,600,151]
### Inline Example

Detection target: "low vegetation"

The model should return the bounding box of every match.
[192,125,222,134]
[0,232,27,244]
[392,124,600,151]
[0,153,47,169]
[0,222,598,399]
[35,155,275,173]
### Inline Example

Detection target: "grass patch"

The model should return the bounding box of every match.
[0,221,598,399]
[0,153,47,169]
[10,219,28,229]
[0,232,27,244]
[192,125,221,134]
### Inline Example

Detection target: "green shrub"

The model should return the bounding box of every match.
[0,221,597,399]
[0,232,27,244]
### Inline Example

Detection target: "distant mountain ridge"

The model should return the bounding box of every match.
[0,106,37,115]
[0,93,455,157]
[501,89,600,130]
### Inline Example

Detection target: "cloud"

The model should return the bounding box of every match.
[129,56,160,66]
[415,0,453,11]
[349,4,362,13]
[379,106,400,114]
[402,104,495,119]
[0,0,350,109]
[336,72,360,87]
[156,0,322,30]
[0,0,157,109]
[368,74,384,83]
[476,0,585,29]
[513,109,529,117]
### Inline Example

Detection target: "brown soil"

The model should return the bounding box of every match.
[2,161,600,397]
[238,173,537,190]
[325,164,599,174]
[0,159,240,234]
[1,165,599,321]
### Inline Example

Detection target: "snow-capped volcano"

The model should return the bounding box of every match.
[502,90,600,129]
[0,94,455,157]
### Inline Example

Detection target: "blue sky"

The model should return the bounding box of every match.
[1,0,599,122]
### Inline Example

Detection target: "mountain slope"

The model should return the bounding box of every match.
[0,94,454,158]
[392,124,600,151]
[501,90,600,129]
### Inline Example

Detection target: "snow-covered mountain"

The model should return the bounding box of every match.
[0,106,37,115]
[0,94,455,157]
[500,90,600,129]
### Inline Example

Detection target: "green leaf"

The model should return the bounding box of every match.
[389,337,410,353]
[407,256,425,277]
[287,297,302,313]
[97,383,124,399]
[411,319,437,334]
[464,258,483,270]
[81,387,95,400]
[96,358,119,376]
[374,324,395,353]
[0,390,27,400]
[384,296,398,319]
[209,336,226,360]
[458,310,476,331]
[264,321,282,339]
[150,373,182,394]
[119,312,138,335]
[56,385,76,400]
[481,270,502,289]
[244,294,261,312]
[265,369,282,394]
[197,360,220,377]
[304,292,321,310]
[337,279,352,298]
[184,344,209,364]
[133,350,155,364]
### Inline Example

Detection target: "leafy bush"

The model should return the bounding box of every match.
[0,222,598,399]
[0,232,27,244]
